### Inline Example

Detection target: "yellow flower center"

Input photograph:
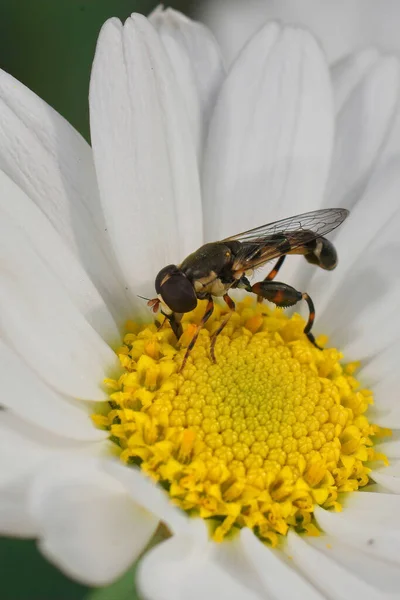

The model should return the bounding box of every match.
[93,297,388,546]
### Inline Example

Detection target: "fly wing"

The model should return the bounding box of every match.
[223,208,349,270]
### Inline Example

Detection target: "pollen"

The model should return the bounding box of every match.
[93,298,388,546]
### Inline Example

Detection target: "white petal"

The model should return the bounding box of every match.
[306,161,400,360]
[0,340,107,441]
[138,529,264,600]
[331,49,381,113]
[380,98,400,165]
[371,411,400,429]
[339,492,400,532]
[104,459,190,535]
[90,16,202,312]
[29,456,158,586]
[0,69,130,322]
[240,528,324,599]
[203,22,334,241]
[0,412,58,488]
[0,411,108,488]
[359,342,400,409]
[0,478,38,537]
[345,490,400,514]
[286,530,397,600]
[150,6,225,160]
[0,413,111,538]
[326,54,400,210]
[0,169,119,342]
[307,535,400,596]
[0,215,119,400]
[371,461,400,494]
[375,439,400,459]
[314,505,400,566]
[369,401,400,428]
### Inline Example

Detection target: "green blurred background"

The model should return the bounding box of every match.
[0,1,193,598]
[0,0,194,140]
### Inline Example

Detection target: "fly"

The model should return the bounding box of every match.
[148,208,349,370]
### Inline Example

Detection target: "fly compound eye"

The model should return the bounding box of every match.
[155,265,197,313]
[161,274,197,313]
[155,265,177,295]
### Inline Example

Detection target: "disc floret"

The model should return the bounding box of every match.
[93,298,388,545]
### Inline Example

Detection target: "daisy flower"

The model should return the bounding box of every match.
[1,7,400,599]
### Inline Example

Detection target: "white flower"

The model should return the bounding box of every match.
[1,7,400,599]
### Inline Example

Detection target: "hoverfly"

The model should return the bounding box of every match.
[148,208,349,370]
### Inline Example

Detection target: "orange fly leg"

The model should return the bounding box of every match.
[180,297,214,372]
[301,293,321,348]
[256,255,287,302]
[210,293,236,362]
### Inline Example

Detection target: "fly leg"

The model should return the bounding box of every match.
[155,316,167,331]
[251,281,321,348]
[180,297,214,372]
[210,294,235,362]
[257,255,286,302]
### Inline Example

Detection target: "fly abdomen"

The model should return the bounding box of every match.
[303,237,338,270]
